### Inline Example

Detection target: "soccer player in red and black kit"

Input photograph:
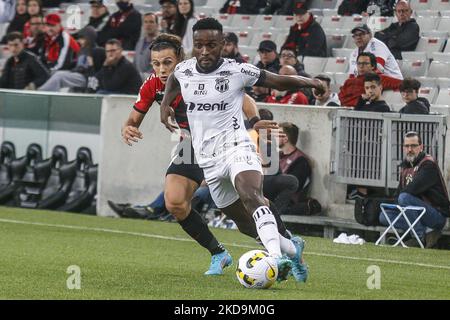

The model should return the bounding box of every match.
[121,34,290,275]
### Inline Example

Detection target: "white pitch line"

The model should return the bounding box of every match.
[1,218,450,271]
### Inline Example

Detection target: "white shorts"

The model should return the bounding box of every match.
[202,145,263,209]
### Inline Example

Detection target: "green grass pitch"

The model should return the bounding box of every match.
[0,207,449,300]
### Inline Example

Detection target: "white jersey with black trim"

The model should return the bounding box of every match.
[174,58,261,168]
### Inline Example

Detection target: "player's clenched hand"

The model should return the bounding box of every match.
[160,105,178,132]
[122,125,143,146]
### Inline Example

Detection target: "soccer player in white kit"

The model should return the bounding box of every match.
[161,18,326,283]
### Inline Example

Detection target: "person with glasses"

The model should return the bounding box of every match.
[339,52,401,107]
[282,1,327,58]
[23,13,45,56]
[398,77,429,114]
[348,23,403,80]
[379,131,449,248]
[374,0,419,60]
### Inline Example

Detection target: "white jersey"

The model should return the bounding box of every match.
[349,37,403,80]
[174,58,261,168]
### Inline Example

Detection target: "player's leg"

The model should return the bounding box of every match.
[164,173,231,275]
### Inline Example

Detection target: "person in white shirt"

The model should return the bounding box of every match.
[348,23,403,80]
[161,18,327,284]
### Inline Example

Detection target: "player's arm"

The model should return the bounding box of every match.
[122,109,145,146]
[259,70,327,95]
[160,73,181,132]
[242,93,278,132]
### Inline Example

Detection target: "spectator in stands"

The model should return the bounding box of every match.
[93,38,141,94]
[1,0,28,44]
[219,0,266,14]
[374,0,419,60]
[42,13,80,72]
[277,122,320,216]
[313,74,340,107]
[24,14,45,56]
[279,46,305,76]
[364,0,395,17]
[265,65,309,105]
[221,32,245,63]
[134,12,159,77]
[85,0,110,33]
[172,0,197,56]
[339,52,402,107]
[38,26,105,92]
[159,0,177,34]
[338,0,370,16]
[264,0,312,15]
[97,0,141,50]
[41,0,71,7]
[398,77,430,114]
[23,0,43,38]
[0,0,16,23]
[256,40,280,74]
[0,32,49,89]
[379,131,449,248]
[349,23,403,80]
[354,72,390,112]
[283,1,327,58]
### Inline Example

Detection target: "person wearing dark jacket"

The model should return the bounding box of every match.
[0,31,49,89]
[282,2,327,58]
[84,0,110,33]
[354,72,391,112]
[0,0,28,43]
[374,1,419,60]
[379,131,449,248]
[398,77,430,114]
[93,39,141,94]
[221,32,245,63]
[338,0,370,16]
[219,0,266,14]
[97,0,141,50]
[39,26,105,92]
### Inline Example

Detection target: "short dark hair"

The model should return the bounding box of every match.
[6,32,23,42]
[314,74,332,86]
[105,38,122,48]
[259,108,273,120]
[357,52,377,69]
[192,17,223,34]
[400,77,421,92]
[404,131,422,145]
[149,33,184,60]
[364,72,381,85]
[144,12,159,24]
[279,122,299,145]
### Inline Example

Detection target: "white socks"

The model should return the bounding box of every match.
[252,206,282,258]
[279,235,296,257]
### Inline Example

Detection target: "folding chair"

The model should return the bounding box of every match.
[376,203,426,248]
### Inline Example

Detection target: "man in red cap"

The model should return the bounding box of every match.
[43,13,80,72]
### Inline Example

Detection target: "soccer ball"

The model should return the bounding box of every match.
[235,250,278,289]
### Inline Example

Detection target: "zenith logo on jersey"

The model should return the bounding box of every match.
[187,101,228,112]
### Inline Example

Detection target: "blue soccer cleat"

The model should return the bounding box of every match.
[204,250,233,275]
[275,257,293,282]
[290,236,308,282]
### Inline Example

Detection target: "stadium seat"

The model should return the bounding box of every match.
[430,104,450,114]
[332,48,353,59]
[239,46,258,63]
[334,72,348,85]
[194,0,208,6]
[421,31,449,39]
[410,0,432,11]
[431,52,450,62]
[366,16,392,32]
[321,15,344,30]
[273,15,295,29]
[414,10,439,17]
[215,14,233,27]
[275,33,287,49]
[418,87,438,104]
[415,76,437,88]
[343,35,357,49]
[322,9,338,16]
[416,16,440,33]
[310,0,338,9]
[205,0,223,9]
[401,51,427,61]
[122,51,135,63]
[303,56,327,75]
[237,31,252,47]
[382,90,403,104]
[249,32,277,49]
[400,59,429,77]
[434,87,450,105]
[390,103,404,112]
[232,15,257,30]
[326,34,347,57]
[253,15,275,30]
[341,15,367,32]
[431,0,450,11]
[415,37,446,58]
[427,60,450,77]
[323,56,349,73]
[437,77,450,89]
[437,16,450,35]
[445,42,450,53]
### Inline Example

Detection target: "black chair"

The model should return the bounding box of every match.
[0,141,16,193]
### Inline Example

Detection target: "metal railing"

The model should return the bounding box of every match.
[332,110,447,189]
